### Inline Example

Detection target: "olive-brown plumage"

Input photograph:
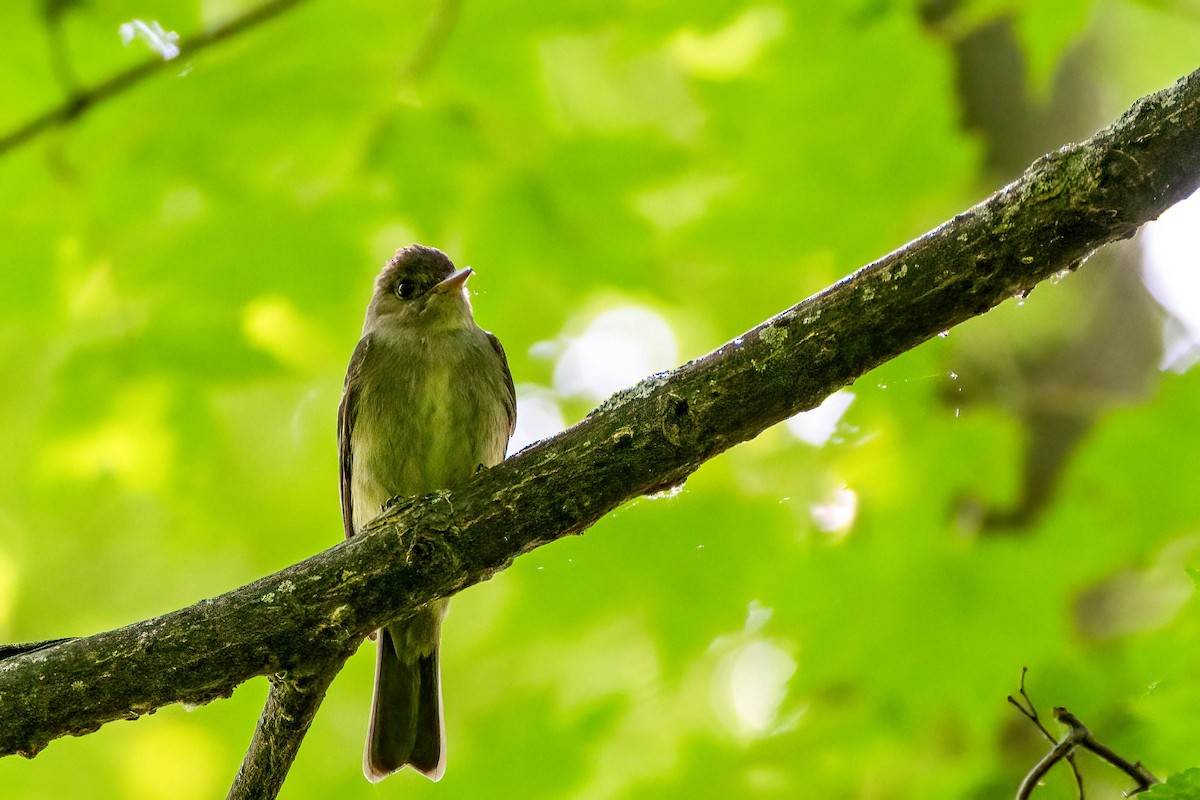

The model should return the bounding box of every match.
[338,245,515,782]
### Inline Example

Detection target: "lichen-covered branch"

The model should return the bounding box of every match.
[227,657,349,800]
[1,65,1199,773]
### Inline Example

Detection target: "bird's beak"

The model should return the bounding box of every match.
[433,267,473,294]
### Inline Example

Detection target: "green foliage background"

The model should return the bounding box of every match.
[1,1,1199,798]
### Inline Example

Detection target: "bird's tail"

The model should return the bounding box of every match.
[363,622,446,782]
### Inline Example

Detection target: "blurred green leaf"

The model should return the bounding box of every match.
[1146,768,1200,798]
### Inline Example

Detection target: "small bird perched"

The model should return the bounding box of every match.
[338,245,515,782]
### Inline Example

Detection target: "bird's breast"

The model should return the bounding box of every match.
[349,329,509,533]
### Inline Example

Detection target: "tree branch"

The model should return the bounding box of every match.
[227,656,349,800]
[1016,706,1158,799]
[0,0,310,158]
[2,66,1199,785]
[0,638,75,660]
[1008,667,1084,794]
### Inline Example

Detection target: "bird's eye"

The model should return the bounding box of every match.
[395,280,417,299]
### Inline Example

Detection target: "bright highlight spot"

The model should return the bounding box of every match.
[729,639,797,734]
[710,602,800,739]
[785,390,855,446]
[508,385,566,454]
[809,485,857,536]
[1143,189,1200,371]
[0,546,17,629]
[553,306,678,402]
[669,6,788,80]
[121,721,224,800]
[38,383,175,492]
[647,483,685,500]
[242,296,333,370]
[119,19,180,60]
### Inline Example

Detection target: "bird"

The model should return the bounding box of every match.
[338,244,515,782]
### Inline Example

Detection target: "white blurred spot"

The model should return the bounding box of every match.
[710,601,801,739]
[785,391,854,446]
[728,639,797,734]
[1143,189,1200,371]
[646,483,684,500]
[744,599,772,632]
[119,19,180,60]
[809,486,857,537]
[528,339,561,360]
[553,306,678,402]
[508,385,566,455]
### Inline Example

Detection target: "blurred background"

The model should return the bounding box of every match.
[2,1,1200,798]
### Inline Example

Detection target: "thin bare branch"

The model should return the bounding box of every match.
[1008,667,1085,794]
[1056,708,1158,795]
[1016,706,1158,800]
[0,0,310,158]
[1017,730,1079,800]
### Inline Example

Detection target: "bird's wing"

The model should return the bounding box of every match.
[486,331,517,440]
[338,334,372,539]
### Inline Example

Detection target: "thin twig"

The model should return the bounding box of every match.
[0,0,311,158]
[1054,708,1158,795]
[1017,730,1080,800]
[1013,696,1159,800]
[1007,667,1085,794]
